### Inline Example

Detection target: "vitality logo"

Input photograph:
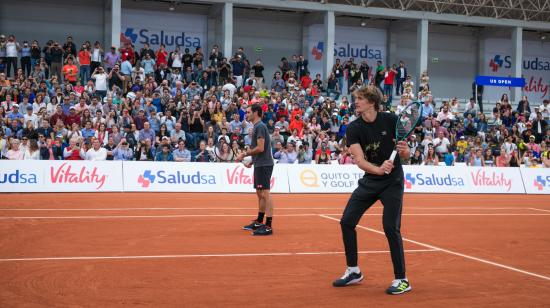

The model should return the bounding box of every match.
[138,170,155,188]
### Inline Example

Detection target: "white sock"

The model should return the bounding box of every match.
[347,266,360,274]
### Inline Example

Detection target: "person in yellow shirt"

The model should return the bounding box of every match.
[456,135,468,162]
[62,57,78,85]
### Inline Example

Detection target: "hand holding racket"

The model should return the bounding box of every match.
[385,101,422,174]
[215,137,252,166]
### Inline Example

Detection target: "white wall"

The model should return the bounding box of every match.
[0,0,105,46]
[233,8,303,82]
[391,23,479,103]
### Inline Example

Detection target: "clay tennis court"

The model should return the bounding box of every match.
[1,193,549,307]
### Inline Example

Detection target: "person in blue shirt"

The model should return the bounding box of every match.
[155,144,174,161]
[420,100,434,120]
[141,54,156,76]
[112,139,134,161]
[81,121,96,139]
[7,105,24,128]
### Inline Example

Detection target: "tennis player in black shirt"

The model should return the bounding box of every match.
[332,85,411,295]
[236,104,274,236]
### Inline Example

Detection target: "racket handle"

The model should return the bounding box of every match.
[385,150,397,175]
[389,150,397,162]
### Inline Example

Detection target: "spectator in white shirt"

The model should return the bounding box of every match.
[91,66,108,98]
[433,131,450,157]
[23,105,39,129]
[23,139,40,160]
[85,138,107,160]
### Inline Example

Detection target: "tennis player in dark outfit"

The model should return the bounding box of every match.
[236,104,275,236]
[332,85,411,295]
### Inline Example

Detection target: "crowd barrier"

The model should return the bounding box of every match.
[0,161,548,194]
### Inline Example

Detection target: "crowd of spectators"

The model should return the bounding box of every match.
[0,33,548,167]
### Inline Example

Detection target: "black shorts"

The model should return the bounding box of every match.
[254,165,273,190]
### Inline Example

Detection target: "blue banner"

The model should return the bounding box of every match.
[475,75,526,87]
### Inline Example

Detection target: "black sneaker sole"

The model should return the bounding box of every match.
[332,275,363,287]
[386,285,412,295]
[252,230,273,236]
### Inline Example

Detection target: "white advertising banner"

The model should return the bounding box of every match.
[308,24,386,79]
[219,163,289,193]
[520,167,550,195]
[288,164,367,193]
[404,166,525,194]
[122,162,289,193]
[0,160,123,192]
[288,164,526,194]
[0,161,539,194]
[483,38,550,104]
[121,9,206,50]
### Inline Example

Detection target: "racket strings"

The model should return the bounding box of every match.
[396,103,422,140]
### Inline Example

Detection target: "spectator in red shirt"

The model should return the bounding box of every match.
[156,44,168,67]
[290,102,303,120]
[119,43,135,65]
[65,107,81,127]
[289,114,304,136]
[49,105,67,127]
[276,103,289,121]
[383,65,397,106]
[300,71,312,89]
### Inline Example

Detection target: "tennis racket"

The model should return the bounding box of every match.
[388,101,423,163]
[214,136,237,162]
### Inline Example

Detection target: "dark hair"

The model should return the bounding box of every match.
[250,104,263,117]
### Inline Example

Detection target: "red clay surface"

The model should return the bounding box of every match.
[0,193,549,307]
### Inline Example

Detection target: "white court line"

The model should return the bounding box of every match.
[0,249,439,262]
[0,207,344,211]
[318,214,550,282]
[1,213,549,220]
[0,214,326,220]
[530,208,550,213]
[0,207,535,211]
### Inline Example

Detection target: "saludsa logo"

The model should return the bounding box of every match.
[404,172,465,189]
[311,42,324,60]
[489,55,505,72]
[489,54,550,72]
[313,42,383,60]
[534,175,550,191]
[138,169,216,188]
[121,27,201,48]
[0,170,38,184]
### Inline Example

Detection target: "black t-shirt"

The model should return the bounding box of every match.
[253,65,264,78]
[252,121,274,167]
[183,53,193,68]
[346,112,402,177]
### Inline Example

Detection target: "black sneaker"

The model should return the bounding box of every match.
[252,224,273,236]
[332,269,364,287]
[242,221,263,231]
[386,279,411,295]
